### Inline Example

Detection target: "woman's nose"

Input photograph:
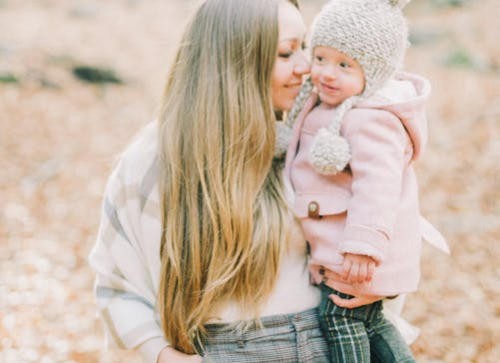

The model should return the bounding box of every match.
[293,51,310,75]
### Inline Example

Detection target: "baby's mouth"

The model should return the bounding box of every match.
[321,83,339,93]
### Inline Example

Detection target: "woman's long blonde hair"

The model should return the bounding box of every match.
[157,0,298,353]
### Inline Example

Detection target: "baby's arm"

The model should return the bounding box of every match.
[339,110,410,264]
[342,253,376,284]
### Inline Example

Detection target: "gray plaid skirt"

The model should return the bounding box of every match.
[198,307,330,362]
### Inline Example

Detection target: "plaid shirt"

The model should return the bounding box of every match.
[89,122,169,363]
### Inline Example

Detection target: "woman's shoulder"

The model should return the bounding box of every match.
[116,121,159,185]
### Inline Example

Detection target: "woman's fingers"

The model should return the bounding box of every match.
[329,293,382,309]
[323,273,357,296]
[328,287,384,309]
[321,262,384,309]
[323,268,344,285]
[329,293,356,308]
[322,269,385,309]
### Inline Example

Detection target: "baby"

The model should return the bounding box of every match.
[282,0,437,361]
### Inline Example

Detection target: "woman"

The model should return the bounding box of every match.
[89,0,385,362]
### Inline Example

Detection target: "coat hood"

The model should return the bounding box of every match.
[356,71,431,160]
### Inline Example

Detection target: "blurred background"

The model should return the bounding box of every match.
[0,0,498,362]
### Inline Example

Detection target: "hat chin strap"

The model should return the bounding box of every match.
[273,78,315,159]
[309,96,360,175]
[273,121,294,159]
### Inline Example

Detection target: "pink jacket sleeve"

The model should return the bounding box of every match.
[338,109,410,264]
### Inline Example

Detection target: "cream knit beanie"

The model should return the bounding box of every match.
[276,0,411,174]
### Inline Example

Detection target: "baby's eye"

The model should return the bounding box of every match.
[315,56,324,62]
[339,62,350,68]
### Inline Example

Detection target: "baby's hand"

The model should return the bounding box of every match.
[342,253,376,284]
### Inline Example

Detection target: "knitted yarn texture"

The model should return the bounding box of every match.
[274,80,314,159]
[310,0,410,96]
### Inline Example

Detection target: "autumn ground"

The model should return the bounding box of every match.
[0,0,499,362]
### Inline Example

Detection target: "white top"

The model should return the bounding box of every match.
[207,209,321,323]
[88,121,321,363]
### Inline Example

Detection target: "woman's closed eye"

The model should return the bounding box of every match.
[279,52,293,59]
[279,42,306,59]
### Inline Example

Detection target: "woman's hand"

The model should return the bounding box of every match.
[320,268,384,309]
[158,346,203,363]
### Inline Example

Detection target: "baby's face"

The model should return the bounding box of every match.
[311,46,365,107]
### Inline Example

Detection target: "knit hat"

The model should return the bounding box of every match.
[276,0,411,174]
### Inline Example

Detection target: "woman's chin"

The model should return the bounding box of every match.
[273,92,300,112]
